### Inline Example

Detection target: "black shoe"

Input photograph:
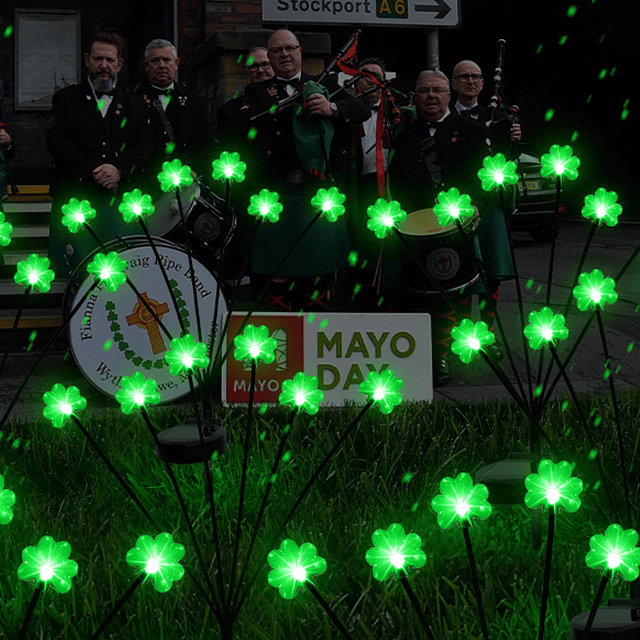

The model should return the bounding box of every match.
[433,356,451,387]
[486,344,504,361]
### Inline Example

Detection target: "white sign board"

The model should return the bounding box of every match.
[263,0,460,27]
[222,312,433,406]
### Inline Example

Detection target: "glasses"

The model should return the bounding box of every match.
[454,73,483,82]
[416,87,448,95]
[247,62,272,72]
[268,45,301,55]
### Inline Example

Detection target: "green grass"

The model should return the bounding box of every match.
[1,393,638,639]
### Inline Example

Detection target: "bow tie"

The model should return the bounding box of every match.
[426,121,441,129]
[97,89,115,98]
[153,88,170,97]
[460,106,481,118]
[277,78,298,89]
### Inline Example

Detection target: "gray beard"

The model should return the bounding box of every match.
[89,74,117,94]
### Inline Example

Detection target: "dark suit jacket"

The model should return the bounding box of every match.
[134,80,214,177]
[453,103,517,158]
[46,79,153,200]
[233,71,370,186]
[388,110,490,213]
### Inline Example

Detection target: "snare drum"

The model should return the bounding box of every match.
[64,236,227,402]
[148,179,236,260]
[397,207,480,294]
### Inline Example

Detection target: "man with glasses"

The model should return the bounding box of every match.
[135,39,212,179]
[234,29,370,312]
[388,70,492,386]
[244,47,274,85]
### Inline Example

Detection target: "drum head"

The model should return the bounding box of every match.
[66,239,226,403]
[398,206,479,237]
[147,182,200,238]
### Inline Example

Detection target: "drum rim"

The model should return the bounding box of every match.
[403,271,481,295]
[148,180,201,237]
[398,208,479,238]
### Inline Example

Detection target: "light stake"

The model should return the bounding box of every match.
[247,189,283,223]
[119,189,155,223]
[366,198,407,239]
[310,186,346,222]
[0,210,13,246]
[433,187,475,227]
[0,473,16,525]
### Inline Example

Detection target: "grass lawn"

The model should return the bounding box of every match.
[1,392,639,639]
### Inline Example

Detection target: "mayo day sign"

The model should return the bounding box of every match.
[263,0,460,27]
[223,313,432,405]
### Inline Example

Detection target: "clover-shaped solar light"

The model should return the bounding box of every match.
[233,324,277,366]
[0,474,16,525]
[477,153,519,192]
[119,189,155,223]
[211,151,246,184]
[14,254,55,293]
[279,372,324,415]
[0,211,13,246]
[61,198,97,234]
[581,188,622,227]
[582,524,640,636]
[572,269,617,312]
[267,539,327,599]
[366,198,407,239]
[432,472,492,640]
[126,532,185,593]
[525,459,583,640]
[158,158,194,192]
[18,536,78,593]
[164,334,210,376]
[433,188,475,227]
[247,189,283,223]
[540,144,580,181]
[86,251,127,292]
[116,372,162,415]
[359,369,403,414]
[311,186,346,222]
[451,319,495,364]
[42,383,87,429]
[523,307,569,350]
[365,523,433,638]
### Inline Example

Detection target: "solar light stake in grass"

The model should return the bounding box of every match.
[89,576,143,640]
[17,587,42,640]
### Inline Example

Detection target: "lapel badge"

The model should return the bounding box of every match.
[451,136,458,143]
[267,85,279,98]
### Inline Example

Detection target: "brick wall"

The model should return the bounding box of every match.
[204,0,263,34]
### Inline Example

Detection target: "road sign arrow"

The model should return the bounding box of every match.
[414,0,451,19]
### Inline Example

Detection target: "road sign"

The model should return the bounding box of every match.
[263,0,460,28]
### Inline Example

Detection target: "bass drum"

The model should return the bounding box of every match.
[147,179,236,261]
[64,236,227,403]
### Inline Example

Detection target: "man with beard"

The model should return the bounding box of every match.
[47,31,153,276]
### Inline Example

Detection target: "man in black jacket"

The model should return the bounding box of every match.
[46,32,153,276]
[234,29,370,311]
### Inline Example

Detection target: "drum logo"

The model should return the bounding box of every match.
[426,248,461,280]
[126,293,171,355]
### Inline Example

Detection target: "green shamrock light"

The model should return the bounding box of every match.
[359,369,403,414]
[0,474,16,525]
[267,539,327,600]
[310,186,346,222]
[279,372,324,415]
[0,211,13,247]
[42,383,87,429]
[572,269,618,311]
[233,324,277,365]
[14,254,55,293]
[158,158,194,192]
[433,187,475,226]
[451,319,495,364]
[119,189,155,223]
[116,372,162,415]
[86,251,127,292]
[126,532,186,593]
[581,188,622,227]
[365,523,427,582]
[366,199,407,239]
[431,472,493,529]
[164,334,210,376]
[540,144,580,181]
[523,306,569,350]
[247,189,283,223]
[211,151,246,183]
[586,524,640,582]
[477,153,519,192]
[18,536,79,593]
[61,198,97,233]
[525,459,583,513]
